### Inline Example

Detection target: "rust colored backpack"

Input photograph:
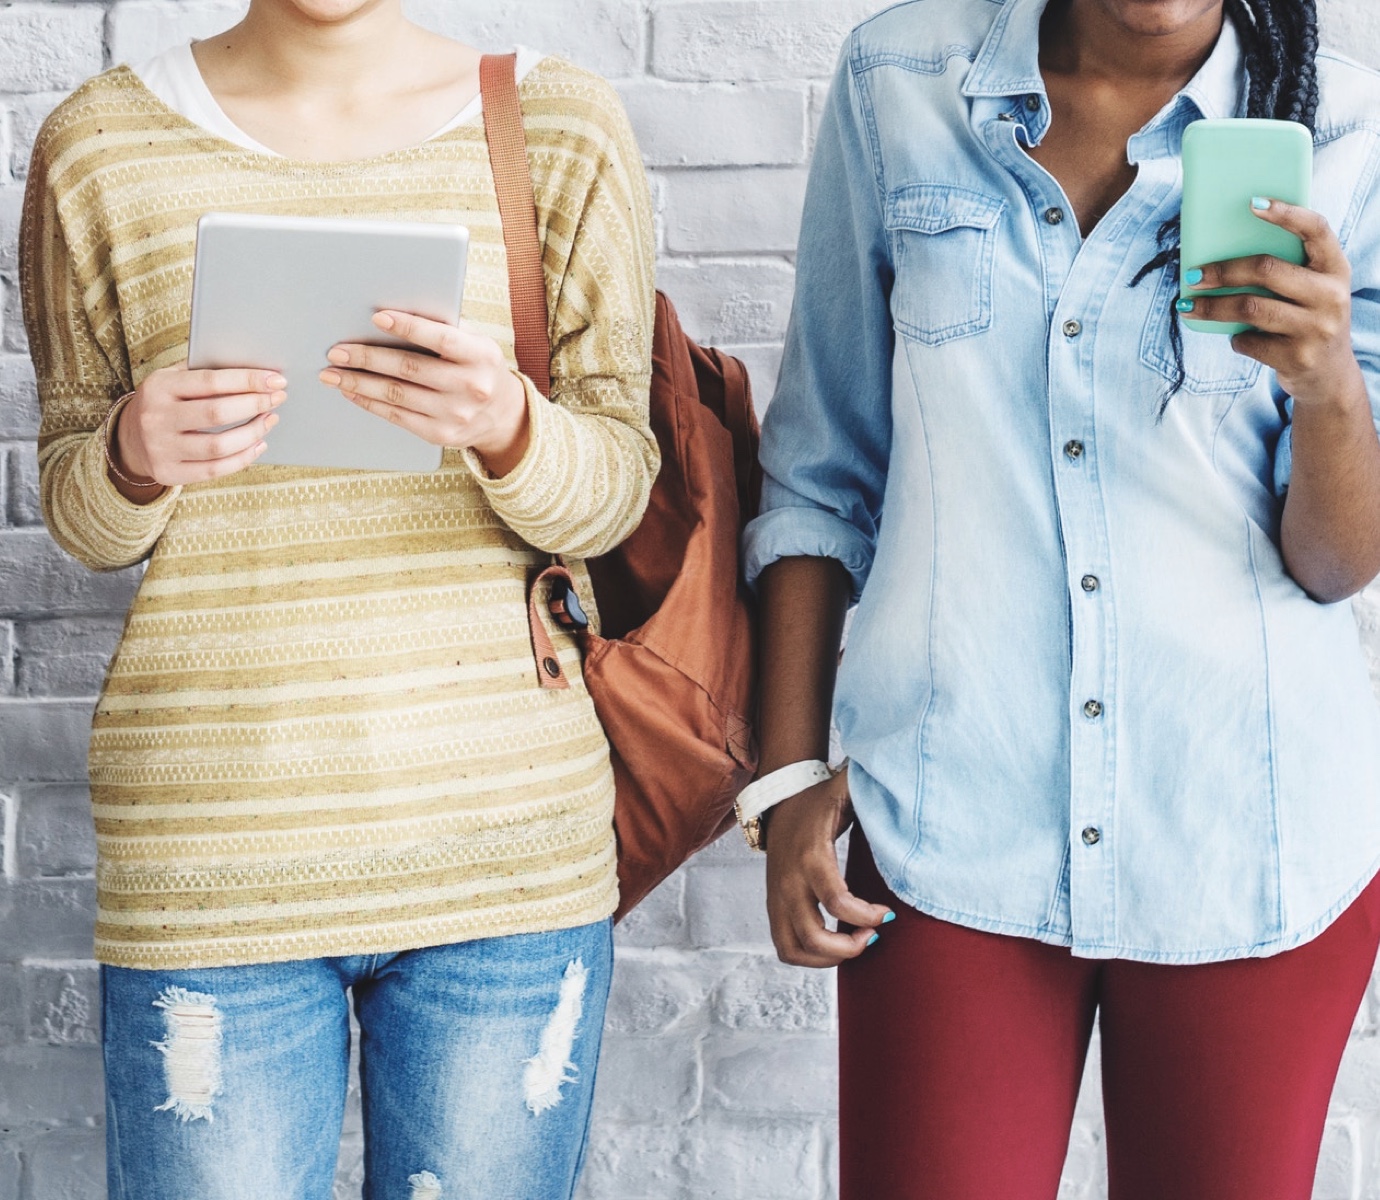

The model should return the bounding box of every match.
[480,55,762,918]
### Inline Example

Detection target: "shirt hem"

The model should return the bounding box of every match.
[92,885,620,971]
[872,850,1380,966]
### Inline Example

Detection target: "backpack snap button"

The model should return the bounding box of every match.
[543,657,561,679]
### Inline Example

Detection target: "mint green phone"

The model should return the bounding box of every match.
[1180,118,1313,335]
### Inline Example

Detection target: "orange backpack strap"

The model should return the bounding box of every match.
[480,53,552,399]
[481,54,573,690]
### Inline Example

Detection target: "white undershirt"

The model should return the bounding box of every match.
[132,42,546,156]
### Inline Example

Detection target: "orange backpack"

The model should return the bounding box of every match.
[480,54,761,918]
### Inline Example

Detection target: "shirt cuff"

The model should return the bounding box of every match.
[460,371,569,526]
[743,506,875,602]
[73,430,181,551]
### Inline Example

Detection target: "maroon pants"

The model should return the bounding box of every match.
[840,838,1380,1200]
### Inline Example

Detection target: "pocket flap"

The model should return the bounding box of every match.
[886,184,1006,236]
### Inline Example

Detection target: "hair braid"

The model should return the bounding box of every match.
[1133,0,1321,411]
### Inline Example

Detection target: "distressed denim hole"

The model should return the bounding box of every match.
[522,959,588,1115]
[150,986,222,1123]
[408,1170,442,1199]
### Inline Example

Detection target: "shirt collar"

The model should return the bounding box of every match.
[962,0,1246,123]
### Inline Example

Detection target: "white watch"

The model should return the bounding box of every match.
[734,760,839,851]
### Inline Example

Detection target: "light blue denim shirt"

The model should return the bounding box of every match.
[744,0,1380,963]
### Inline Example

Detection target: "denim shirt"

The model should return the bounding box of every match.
[744,0,1380,963]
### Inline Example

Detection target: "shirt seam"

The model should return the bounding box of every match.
[1244,515,1287,936]
[849,32,890,213]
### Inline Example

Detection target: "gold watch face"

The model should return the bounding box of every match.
[742,816,765,852]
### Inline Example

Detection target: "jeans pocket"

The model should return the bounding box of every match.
[1139,266,1264,395]
[887,184,1005,346]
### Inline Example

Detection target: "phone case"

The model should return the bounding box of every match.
[1180,118,1313,335]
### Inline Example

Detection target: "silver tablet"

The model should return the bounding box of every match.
[188,212,470,473]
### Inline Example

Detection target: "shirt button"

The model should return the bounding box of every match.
[1083,699,1104,720]
[1045,206,1066,225]
[1064,440,1085,460]
[1025,94,1042,112]
[1062,319,1082,338]
[1082,826,1102,847]
[1081,574,1099,593]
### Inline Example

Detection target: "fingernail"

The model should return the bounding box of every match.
[319,370,342,386]
[1184,268,1204,287]
[1176,298,1195,314]
[270,390,287,405]
[266,373,287,389]
[265,413,279,431]
[1252,196,1272,211]
[327,347,349,366]
[883,912,897,924]
[253,440,267,455]
[867,933,880,947]
[373,312,396,330]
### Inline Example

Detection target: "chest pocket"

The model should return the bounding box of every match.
[886,184,1005,346]
[1139,266,1264,395]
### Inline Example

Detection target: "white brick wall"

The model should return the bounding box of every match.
[1,2,1378,1197]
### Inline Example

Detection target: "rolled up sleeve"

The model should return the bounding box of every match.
[742,40,895,603]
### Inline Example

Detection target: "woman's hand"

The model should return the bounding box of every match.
[1180,199,1363,405]
[113,365,285,497]
[1184,199,1380,602]
[321,311,531,477]
[765,770,894,968]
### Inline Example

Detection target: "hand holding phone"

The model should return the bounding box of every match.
[1179,118,1313,336]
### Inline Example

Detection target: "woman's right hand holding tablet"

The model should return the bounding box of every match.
[108,365,286,501]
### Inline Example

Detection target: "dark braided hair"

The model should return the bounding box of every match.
[1131,0,1321,408]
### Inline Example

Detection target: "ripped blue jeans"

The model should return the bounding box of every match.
[101,921,613,1200]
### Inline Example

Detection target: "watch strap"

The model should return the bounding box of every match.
[735,760,835,825]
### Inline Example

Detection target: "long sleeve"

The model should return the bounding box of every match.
[464,75,659,559]
[741,41,896,602]
[20,123,180,572]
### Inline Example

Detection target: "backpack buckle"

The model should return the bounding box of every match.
[548,575,589,632]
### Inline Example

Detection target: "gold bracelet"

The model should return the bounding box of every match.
[102,391,164,491]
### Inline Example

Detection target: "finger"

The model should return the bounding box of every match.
[339,388,449,445]
[1187,255,1329,306]
[327,342,450,389]
[175,368,287,399]
[1175,292,1310,337]
[178,411,280,461]
[166,434,270,484]
[175,389,286,432]
[1228,331,1286,369]
[1250,198,1347,276]
[788,905,877,965]
[320,368,440,419]
[373,310,488,363]
[810,859,894,929]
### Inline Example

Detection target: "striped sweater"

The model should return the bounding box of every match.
[19,56,657,970]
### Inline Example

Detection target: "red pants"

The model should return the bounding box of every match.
[840,837,1380,1200]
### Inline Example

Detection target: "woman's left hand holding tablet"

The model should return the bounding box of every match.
[321,312,531,477]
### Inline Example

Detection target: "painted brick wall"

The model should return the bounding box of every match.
[1,2,1379,1198]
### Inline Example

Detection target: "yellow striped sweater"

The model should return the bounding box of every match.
[19,56,657,970]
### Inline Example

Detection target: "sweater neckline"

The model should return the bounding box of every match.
[110,60,539,172]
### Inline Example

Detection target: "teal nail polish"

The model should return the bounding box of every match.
[1184,268,1204,287]
[1175,298,1195,314]
[867,932,880,947]
[883,912,897,924]
[1252,196,1272,211]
